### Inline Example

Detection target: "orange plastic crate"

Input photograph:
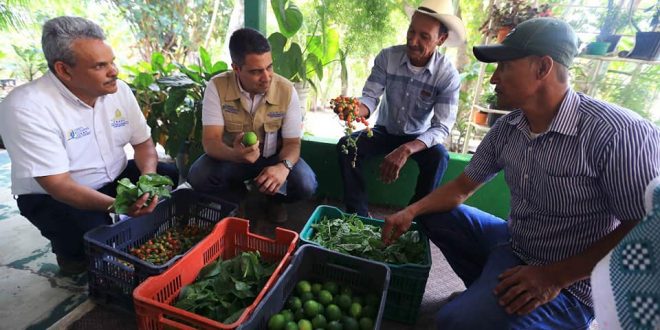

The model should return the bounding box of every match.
[133,217,298,329]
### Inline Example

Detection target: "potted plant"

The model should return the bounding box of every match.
[268,0,339,110]
[125,47,228,179]
[480,0,552,42]
[627,1,660,60]
[586,0,631,55]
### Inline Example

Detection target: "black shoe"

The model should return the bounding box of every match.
[56,255,87,276]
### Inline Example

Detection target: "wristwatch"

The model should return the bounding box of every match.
[281,159,294,171]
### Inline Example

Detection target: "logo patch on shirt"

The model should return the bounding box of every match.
[222,104,239,114]
[267,112,285,118]
[110,109,129,128]
[67,126,91,140]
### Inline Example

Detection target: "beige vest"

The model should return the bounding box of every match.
[212,71,293,149]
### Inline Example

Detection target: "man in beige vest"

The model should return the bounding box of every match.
[187,28,317,223]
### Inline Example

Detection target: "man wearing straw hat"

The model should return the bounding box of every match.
[336,0,466,217]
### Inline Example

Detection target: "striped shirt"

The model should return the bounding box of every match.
[359,45,460,147]
[464,89,660,306]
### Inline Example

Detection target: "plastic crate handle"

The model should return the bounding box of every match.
[158,314,199,330]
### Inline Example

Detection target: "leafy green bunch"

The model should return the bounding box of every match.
[311,214,425,265]
[112,173,174,214]
[174,251,277,324]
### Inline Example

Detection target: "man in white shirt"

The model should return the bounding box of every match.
[0,16,178,275]
[187,28,317,223]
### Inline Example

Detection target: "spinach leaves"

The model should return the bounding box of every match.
[173,251,276,324]
[311,214,426,265]
[112,173,174,214]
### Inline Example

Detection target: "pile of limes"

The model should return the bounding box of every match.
[267,279,379,330]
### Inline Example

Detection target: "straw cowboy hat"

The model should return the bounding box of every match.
[416,0,466,47]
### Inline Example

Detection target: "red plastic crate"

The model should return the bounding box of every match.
[133,217,298,329]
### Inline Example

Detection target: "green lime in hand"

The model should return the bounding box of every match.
[242,131,258,146]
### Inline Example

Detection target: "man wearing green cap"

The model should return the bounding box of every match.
[382,17,660,328]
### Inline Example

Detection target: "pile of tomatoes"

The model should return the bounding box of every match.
[129,224,210,265]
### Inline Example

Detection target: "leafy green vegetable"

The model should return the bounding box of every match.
[112,173,174,214]
[311,214,426,265]
[173,251,277,324]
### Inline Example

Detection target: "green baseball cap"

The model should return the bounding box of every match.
[473,17,579,67]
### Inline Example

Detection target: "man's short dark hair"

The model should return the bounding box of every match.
[229,28,271,67]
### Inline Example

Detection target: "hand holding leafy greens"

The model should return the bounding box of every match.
[311,214,425,265]
[112,173,174,214]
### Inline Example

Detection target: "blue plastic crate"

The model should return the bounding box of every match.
[299,205,432,324]
[238,244,390,330]
[83,188,236,309]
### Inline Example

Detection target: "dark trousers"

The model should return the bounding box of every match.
[16,160,179,261]
[186,154,318,205]
[337,125,449,216]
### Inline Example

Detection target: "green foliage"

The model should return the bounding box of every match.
[174,251,276,324]
[10,44,47,81]
[311,214,426,265]
[269,0,340,90]
[0,0,29,31]
[112,173,174,214]
[272,0,304,38]
[109,0,233,62]
[319,0,398,58]
[596,0,631,40]
[123,48,229,168]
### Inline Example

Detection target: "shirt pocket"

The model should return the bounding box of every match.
[410,92,435,126]
[537,173,602,216]
[225,122,243,133]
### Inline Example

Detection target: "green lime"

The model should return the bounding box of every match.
[323,281,339,295]
[341,316,359,330]
[352,296,363,306]
[284,321,298,330]
[312,314,328,328]
[288,296,302,310]
[349,302,362,318]
[303,300,321,318]
[311,282,323,295]
[318,290,334,305]
[359,316,374,330]
[242,131,258,146]
[326,304,342,321]
[337,294,352,311]
[268,313,286,330]
[298,319,313,330]
[327,320,343,330]
[297,280,312,295]
[294,307,305,321]
[281,309,294,322]
[300,291,315,302]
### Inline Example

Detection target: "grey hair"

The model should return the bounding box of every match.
[41,16,106,71]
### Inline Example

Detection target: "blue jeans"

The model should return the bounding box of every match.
[337,125,449,216]
[187,154,317,205]
[16,160,179,262]
[417,205,594,329]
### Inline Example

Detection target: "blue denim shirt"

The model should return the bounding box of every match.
[359,45,460,147]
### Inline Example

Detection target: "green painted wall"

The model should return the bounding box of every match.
[301,136,511,219]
